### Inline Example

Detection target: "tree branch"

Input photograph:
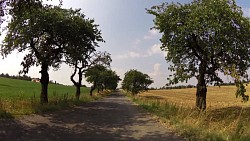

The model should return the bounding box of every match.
[70,62,78,86]
[30,38,40,58]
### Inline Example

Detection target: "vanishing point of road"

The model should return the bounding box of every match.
[0,91,185,141]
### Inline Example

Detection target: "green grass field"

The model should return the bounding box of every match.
[0,77,104,117]
[0,77,89,99]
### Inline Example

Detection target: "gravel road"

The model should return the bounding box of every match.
[0,91,185,141]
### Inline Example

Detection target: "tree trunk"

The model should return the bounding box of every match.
[196,61,207,111]
[101,85,104,92]
[40,62,49,104]
[75,68,83,100]
[75,85,81,100]
[90,83,96,96]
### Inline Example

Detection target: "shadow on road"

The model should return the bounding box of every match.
[0,92,185,141]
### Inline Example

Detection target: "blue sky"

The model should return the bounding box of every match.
[1,0,250,88]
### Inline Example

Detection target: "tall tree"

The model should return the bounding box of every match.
[1,1,93,104]
[122,69,153,95]
[68,51,111,100]
[85,65,107,96]
[148,0,250,110]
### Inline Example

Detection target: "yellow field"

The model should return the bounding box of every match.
[139,86,250,109]
[135,85,250,140]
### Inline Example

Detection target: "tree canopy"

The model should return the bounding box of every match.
[122,69,153,95]
[69,51,111,99]
[1,0,104,103]
[85,64,120,95]
[148,0,250,110]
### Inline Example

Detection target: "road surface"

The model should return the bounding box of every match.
[0,91,185,141]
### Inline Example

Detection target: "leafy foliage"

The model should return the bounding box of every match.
[122,69,153,95]
[1,0,105,103]
[68,51,110,87]
[148,0,250,107]
[236,82,249,102]
[69,51,111,99]
[85,65,120,92]
[101,69,121,90]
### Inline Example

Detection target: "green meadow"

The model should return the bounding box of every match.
[0,77,89,99]
[0,77,103,117]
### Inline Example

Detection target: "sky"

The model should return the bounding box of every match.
[1,0,250,88]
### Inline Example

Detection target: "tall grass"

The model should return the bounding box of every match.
[0,91,108,118]
[0,77,109,118]
[126,88,250,141]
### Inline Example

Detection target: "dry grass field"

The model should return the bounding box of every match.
[131,85,250,140]
[139,86,250,109]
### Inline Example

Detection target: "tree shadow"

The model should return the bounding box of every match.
[0,118,24,140]
[0,92,185,141]
[0,109,14,119]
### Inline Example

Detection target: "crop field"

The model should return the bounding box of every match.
[133,86,250,140]
[140,86,250,109]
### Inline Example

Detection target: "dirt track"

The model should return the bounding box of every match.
[0,91,185,141]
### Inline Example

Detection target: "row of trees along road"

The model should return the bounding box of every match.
[68,51,113,100]
[0,0,119,104]
[85,64,121,96]
[148,0,250,110]
[122,69,153,95]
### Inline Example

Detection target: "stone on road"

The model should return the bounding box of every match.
[0,91,185,141]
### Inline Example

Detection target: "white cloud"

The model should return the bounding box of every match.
[144,29,159,40]
[116,54,128,59]
[149,63,162,77]
[128,51,141,58]
[148,63,168,88]
[243,8,250,17]
[132,39,141,46]
[115,44,166,60]
[148,44,163,56]
[115,51,142,60]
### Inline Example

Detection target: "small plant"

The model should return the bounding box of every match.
[236,82,249,102]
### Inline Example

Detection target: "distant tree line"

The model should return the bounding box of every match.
[0,73,32,81]
[159,85,196,90]
[0,73,62,85]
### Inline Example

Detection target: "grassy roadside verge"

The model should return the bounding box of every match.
[0,90,111,118]
[124,92,250,141]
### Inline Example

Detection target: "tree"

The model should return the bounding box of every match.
[148,0,250,110]
[1,1,95,104]
[0,0,62,27]
[0,0,7,25]
[68,51,111,100]
[101,69,121,91]
[62,9,105,100]
[122,69,153,95]
[85,65,107,96]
